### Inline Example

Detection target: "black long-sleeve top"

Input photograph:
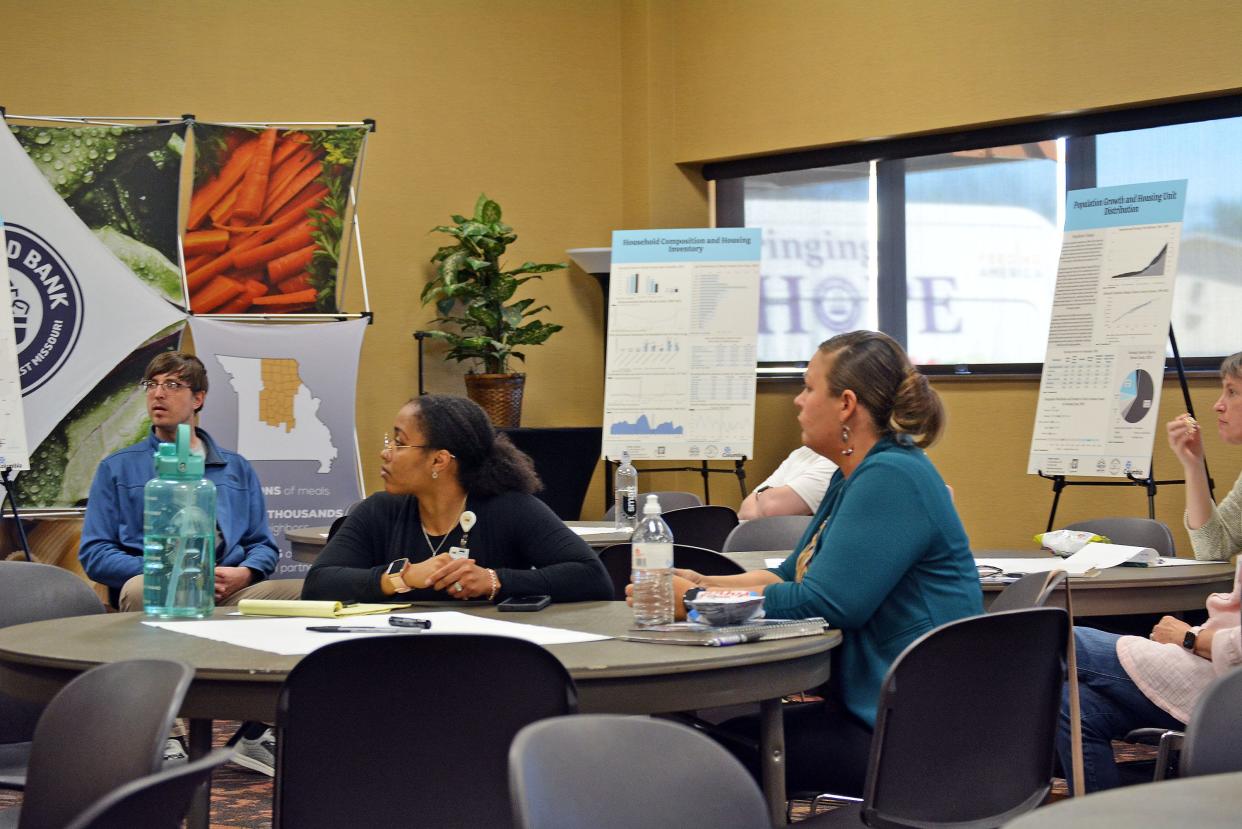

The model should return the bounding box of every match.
[302,490,612,603]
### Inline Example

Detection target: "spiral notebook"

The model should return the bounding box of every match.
[621,617,829,646]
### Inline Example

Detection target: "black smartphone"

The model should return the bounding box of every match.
[498,595,551,612]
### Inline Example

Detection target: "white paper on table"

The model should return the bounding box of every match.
[764,558,785,569]
[1061,542,1159,572]
[570,526,630,537]
[143,610,610,656]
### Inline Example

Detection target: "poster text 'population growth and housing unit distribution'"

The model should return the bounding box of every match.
[1028,180,1188,478]
[602,228,761,462]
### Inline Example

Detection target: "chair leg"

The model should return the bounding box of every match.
[1153,730,1184,781]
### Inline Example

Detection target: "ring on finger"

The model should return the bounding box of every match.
[454,581,464,593]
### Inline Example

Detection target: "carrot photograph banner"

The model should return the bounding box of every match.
[7,121,188,306]
[189,317,367,576]
[0,119,187,507]
[184,124,367,316]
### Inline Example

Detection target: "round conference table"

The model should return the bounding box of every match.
[0,601,838,828]
[1005,770,1242,828]
[726,550,1235,618]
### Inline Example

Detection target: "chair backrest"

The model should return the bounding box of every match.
[1180,667,1242,777]
[274,634,578,829]
[18,659,193,829]
[988,570,1068,613]
[1063,517,1176,556]
[325,499,364,541]
[63,748,235,829]
[658,505,740,552]
[603,490,702,521]
[510,715,770,829]
[597,544,745,601]
[0,561,105,745]
[722,515,814,553]
[862,608,1068,829]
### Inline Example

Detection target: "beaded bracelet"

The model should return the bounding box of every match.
[486,568,500,602]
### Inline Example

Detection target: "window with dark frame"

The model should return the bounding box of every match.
[707,93,1242,377]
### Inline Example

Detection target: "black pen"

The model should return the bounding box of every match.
[389,616,432,629]
[306,625,411,633]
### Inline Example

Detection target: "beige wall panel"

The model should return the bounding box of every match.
[669,0,1242,163]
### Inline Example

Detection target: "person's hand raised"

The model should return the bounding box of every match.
[1167,413,1203,469]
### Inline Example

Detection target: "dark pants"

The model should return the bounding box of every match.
[719,697,873,797]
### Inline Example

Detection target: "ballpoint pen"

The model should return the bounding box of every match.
[305,625,414,633]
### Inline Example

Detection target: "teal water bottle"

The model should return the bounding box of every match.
[143,424,217,617]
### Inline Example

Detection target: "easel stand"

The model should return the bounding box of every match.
[1,467,32,561]
[1037,325,1214,531]
[603,457,748,509]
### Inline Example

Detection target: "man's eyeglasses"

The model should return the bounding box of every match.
[140,380,191,392]
[382,434,430,454]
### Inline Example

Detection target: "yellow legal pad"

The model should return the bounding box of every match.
[238,599,413,618]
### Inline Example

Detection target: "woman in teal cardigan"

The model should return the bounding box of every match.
[673,330,982,795]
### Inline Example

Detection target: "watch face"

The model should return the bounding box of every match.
[1183,630,1197,650]
[386,558,409,577]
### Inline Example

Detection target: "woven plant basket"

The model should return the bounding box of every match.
[464,372,526,428]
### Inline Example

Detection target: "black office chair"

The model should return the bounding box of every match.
[799,608,1068,828]
[659,505,740,552]
[1063,517,1176,555]
[722,515,813,553]
[1180,666,1242,777]
[597,543,745,601]
[0,560,106,791]
[273,634,578,828]
[62,748,235,829]
[603,490,702,521]
[325,499,364,541]
[988,570,1068,613]
[0,659,193,829]
[510,715,770,829]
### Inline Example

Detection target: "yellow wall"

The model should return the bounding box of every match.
[6,1,1242,549]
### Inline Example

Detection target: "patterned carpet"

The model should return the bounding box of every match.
[0,732,1157,826]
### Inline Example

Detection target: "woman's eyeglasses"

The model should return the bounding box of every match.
[382,434,429,454]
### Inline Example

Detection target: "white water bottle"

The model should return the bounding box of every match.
[614,451,639,531]
[631,493,674,626]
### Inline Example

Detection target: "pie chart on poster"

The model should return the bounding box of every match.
[1119,369,1155,423]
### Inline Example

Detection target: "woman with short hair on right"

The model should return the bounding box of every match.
[662,330,982,796]
[1057,352,1242,793]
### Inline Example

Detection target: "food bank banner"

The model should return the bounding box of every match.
[1028,180,1187,478]
[0,120,186,475]
[0,220,31,472]
[184,124,367,316]
[189,317,366,576]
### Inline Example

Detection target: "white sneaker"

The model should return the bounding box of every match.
[162,736,188,765]
[233,727,276,777]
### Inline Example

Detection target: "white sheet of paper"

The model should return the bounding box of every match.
[764,558,785,569]
[144,610,610,656]
[975,557,1070,574]
[1063,542,1158,571]
[570,526,630,536]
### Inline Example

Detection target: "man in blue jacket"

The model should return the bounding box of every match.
[79,350,296,775]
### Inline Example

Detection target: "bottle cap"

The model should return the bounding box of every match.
[153,423,206,479]
[642,493,662,515]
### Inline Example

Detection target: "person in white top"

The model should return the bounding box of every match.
[738,446,838,520]
[1056,352,1242,792]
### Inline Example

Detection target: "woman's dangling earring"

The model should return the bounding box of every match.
[841,424,854,456]
[432,470,439,480]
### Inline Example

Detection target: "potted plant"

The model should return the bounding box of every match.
[422,194,565,426]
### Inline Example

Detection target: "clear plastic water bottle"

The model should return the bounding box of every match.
[631,493,674,626]
[143,423,217,618]
[614,451,639,531]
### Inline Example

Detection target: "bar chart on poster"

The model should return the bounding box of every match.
[602,229,761,461]
[1028,180,1188,478]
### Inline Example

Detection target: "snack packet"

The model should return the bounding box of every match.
[1034,529,1111,556]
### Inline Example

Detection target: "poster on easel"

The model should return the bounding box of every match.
[1028,179,1188,478]
[601,228,761,462]
[0,219,31,472]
